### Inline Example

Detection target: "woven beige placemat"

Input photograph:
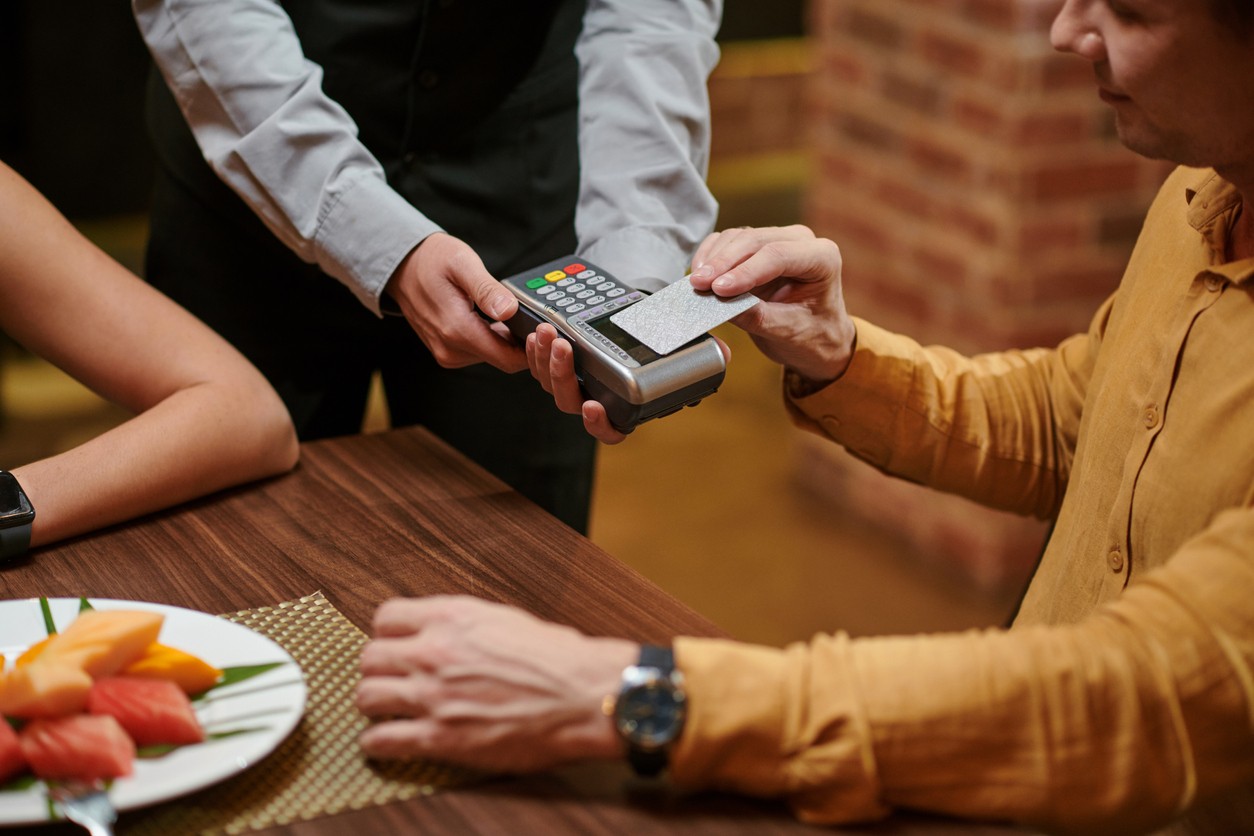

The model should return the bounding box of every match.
[124,592,476,835]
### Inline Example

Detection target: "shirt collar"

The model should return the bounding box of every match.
[1184,170,1254,285]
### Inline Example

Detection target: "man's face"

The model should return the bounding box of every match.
[1051,0,1254,173]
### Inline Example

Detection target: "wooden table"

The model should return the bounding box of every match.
[1,427,1025,834]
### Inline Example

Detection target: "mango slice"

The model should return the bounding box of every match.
[15,636,53,668]
[123,643,223,695]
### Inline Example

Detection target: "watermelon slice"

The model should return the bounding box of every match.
[19,714,135,780]
[0,720,25,783]
[88,676,205,747]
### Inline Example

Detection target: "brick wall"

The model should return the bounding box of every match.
[706,39,813,229]
[798,0,1174,593]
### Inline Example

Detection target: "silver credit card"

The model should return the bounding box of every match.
[610,278,759,355]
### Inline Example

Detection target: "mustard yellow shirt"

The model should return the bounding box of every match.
[671,167,1254,834]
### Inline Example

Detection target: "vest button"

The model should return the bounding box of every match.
[1142,404,1159,429]
[1205,275,1224,292]
[418,70,440,89]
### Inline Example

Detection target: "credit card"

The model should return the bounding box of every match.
[610,278,759,355]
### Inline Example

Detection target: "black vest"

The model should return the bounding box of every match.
[147,0,586,276]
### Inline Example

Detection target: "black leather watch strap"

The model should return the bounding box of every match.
[628,741,668,777]
[638,643,673,671]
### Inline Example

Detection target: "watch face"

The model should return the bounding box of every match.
[0,472,33,526]
[616,680,686,750]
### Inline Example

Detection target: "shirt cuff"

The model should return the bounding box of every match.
[671,635,887,824]
[782,317,915,466]
[314,175,443,316]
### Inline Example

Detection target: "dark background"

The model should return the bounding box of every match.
[0,0,804,221]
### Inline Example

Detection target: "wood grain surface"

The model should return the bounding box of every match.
[0,427,1029,835]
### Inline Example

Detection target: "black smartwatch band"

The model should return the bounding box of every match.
[0,470,34,561]
[0,521,31,560]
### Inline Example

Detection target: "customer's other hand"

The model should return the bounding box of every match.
[356,596,637,772]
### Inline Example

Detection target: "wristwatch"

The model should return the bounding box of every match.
[0,470,34,561]
[607,644,687,777]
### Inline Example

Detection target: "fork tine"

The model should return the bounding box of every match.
[49,781,117,836]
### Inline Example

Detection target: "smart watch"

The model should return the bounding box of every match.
[0,470,34,561]
[608,644,687,777]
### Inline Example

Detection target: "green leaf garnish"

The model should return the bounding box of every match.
[0,774,38,793]
[78,597,94,613]
[135,726,272,759]
[208,662,285,692]
[38,597,56,635]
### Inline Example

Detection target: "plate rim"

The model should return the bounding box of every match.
[0,597,307,826]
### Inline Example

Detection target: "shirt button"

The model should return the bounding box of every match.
[418,70,440,89]
[1143,404,1159,429]
[403,152,417,165]
[1205,275,1224,292]
[1107,549,1124,572]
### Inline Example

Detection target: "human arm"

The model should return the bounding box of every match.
[574,0,722,287]
[518,0,723,431]
[687,224,1091,518]
[670,506,1254,833]
[131,0,523,370]
[353,512,1254,833]
[0,163,298,546]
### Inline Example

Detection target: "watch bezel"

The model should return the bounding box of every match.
[613,664,687,751]
[0,471,34,528]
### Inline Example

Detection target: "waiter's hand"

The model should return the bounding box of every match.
[385,233,525,372]
[356,596,636,772]
[526,322,732,445]
[526,323,628,445]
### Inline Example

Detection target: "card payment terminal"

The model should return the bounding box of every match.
[499,258,726,434]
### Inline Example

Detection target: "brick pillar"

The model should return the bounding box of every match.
[800,0,1173,592]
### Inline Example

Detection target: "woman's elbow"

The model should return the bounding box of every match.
[235,380,300,478]
[259,395,300,476]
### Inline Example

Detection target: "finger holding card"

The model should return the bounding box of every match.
[609,277,759,356]
[500,258,735,436]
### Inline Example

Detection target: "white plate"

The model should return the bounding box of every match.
[0,597,307,826]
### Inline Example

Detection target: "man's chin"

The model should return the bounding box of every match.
[1113,122,1175,164]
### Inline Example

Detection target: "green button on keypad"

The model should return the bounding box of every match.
[525,277,548,289]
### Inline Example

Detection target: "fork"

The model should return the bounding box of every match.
[48,781,117,836]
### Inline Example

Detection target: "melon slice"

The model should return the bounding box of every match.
[37,610,164,679]
[0,662,93,719]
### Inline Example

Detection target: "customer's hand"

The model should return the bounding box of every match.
[689,225,857,387]
[356,596,637,772]
[385,233,526,372]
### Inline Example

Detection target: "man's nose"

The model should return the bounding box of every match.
[1050,0,1104,61]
